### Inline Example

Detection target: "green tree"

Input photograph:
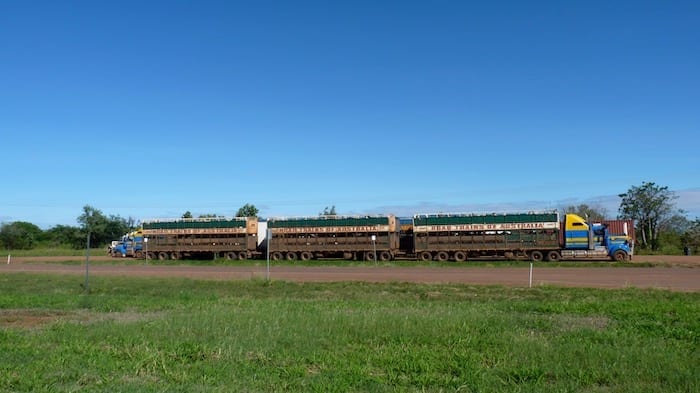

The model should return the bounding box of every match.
[78,205,107,248]
[618,182,680,251]
[563,204,608,221]
[182,211,193,219]
[236,204,259,217]
[681,219,700,254]
[77,205,133,249]
[0,221,42,250]
[321,206,337,216]
[44,225,84,249]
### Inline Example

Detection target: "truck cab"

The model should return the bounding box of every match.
[110,230,145,258]
[561,214,633,261]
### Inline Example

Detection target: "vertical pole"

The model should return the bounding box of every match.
[371,235,377,266]
[84,231,91,292]
[6,254,10,264]
[529,262,533,288]
[266,229,271,281]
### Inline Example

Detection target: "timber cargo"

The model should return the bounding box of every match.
[140,217,259,260]
[267,215,400,261]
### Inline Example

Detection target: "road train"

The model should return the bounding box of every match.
[110,210,634,262]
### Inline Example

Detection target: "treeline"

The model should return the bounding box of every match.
[0,206,135,250]
[2,183,700,254]
[0,204,261,251]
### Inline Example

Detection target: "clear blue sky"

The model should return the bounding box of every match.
[2,0,699,228]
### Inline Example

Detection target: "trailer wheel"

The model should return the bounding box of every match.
[271,252,283,261]
[612,250,628,262]
[300,251,312,261]
[436,251,449,262]
[286,252,298,261]
[365,251,376,261]
[170,252,180,260]
[238,252,248,260]
[529,251,543,262]
[379,251,392,261]
[419,251,432,261]
[225,252,237,260]
[545,251,561,262]
[147,252,156,260]
[453,251,467,262]
[158,252,168,260]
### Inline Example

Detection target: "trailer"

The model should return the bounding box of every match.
[412,211,632,262]
[267,215,401,261]
[140,217,259,260]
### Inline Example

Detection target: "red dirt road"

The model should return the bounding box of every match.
[3,255,700,292]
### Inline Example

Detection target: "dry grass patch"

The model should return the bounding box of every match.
[0,309,163,330]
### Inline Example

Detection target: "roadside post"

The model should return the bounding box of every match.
[84,230,91,292]
[371,235,377,266]
[529,262,533,288]
[144,237,149,260]
[266,229,271,281]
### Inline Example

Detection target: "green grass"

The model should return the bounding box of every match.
[0,274,697,392]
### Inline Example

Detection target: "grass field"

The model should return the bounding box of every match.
[0,274,698,392]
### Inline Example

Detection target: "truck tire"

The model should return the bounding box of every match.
[225,252,237,260]
[529,251,544,262]
[365,251,376,261]
[379,251,392,261]
[300,251,312,261]
[436,251,449,262]
[419,251,432,261]
[158,252,168,260]
[453,251,467,262]
[286,252,298,261]
[170,252,180,260]
[612,250,628,262]
[135,251,144,259]
[238,252,248,260]
[271,252,283,261]
[545,251,561,262]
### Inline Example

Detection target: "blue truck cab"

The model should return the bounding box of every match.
[111,230,144,258]
[561,214,633,261]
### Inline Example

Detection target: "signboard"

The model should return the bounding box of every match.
[413,222,559,233]
[270,225,391,234]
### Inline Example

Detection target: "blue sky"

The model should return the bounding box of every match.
[2,0,698,228]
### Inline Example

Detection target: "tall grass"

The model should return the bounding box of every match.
[0,274,697,392]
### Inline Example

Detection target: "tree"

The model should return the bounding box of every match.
[236,204,259,217]
[563,204,608,221]
[681,219,700,253]
[44,225,84,249]
[618,182,680,251]
[0,221,42,250]
[182,211,193,219]
[77,205,133,249]
[321,206,337,216]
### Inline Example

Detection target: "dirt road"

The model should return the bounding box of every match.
[3,255,699,292]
